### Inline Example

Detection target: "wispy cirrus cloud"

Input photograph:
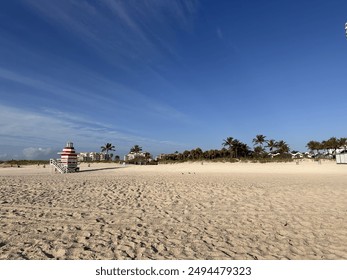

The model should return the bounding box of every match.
[0,1,200,159]
[0,104,138,146]
[24,0,198,64]
[0,65,191,124]
[0,104,186,159]
[13,1,200,124]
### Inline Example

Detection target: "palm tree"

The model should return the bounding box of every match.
[101,143,115,160]
[266,139,277,154]
[252,134,266,148]
[253,146,265,158]
[277,140,290,154]
[339,137,347,152]
[222,137,234,158]
[252,134,266,157]
[328,137,339,156]
[306,140,321,156]
[191,148,203,160]
[222,137,248,158]
[221,147,229,158]
[239,142,251,158]
[231,139,247,158]
[183,150,191,160]
[144,152,152,160]
[130,145,142,153]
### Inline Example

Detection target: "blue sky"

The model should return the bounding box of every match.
[0,0,346,159]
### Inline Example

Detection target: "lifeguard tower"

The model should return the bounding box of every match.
[50,142,79,173]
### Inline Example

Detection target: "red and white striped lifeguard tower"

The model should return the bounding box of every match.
[50,141,79,173]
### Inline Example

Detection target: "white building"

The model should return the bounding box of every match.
[291,152,304,158]
[124,151,152,162]
[336,151,347,164]
[77,152,106,162]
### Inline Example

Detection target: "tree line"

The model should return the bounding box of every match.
[99,135,347,164]
[306,137,347,157]
[159,135,292,162]
[159,135,347,162]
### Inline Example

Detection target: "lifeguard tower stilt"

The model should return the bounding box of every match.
[50,142,79,173]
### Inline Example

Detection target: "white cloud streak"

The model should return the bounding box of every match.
[10,1,201,125]
[0,65,191,124]
[0,1,200,158]
[22,147,53,159]
[0,104,185,158]
[24,0,198,65]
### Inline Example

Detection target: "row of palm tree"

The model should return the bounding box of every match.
[306,137,347,156]
[161,135,292,162]
[162,148,233,161]
[222,137,251,158]
[251,135,290,157]
[101,136,346,163]
[222,135,290,158]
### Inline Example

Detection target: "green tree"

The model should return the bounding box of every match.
[277,140,290,154]
[306,140,321,156]
[231,139,249,158]
[232,139,241,158]
[222,137,235,158]
[253,146,265,158]
[239,142,251,158]
[144,152,152,160]
[183,150,191,160]
[130,145,142,153]
[190,148,203,160]
[220,147,229,158]
[252,134,267,157]
[222,137,249,158]
[252,134,267,148]
[339,137,347,151]
[101,143,115,160]
[266,139,277,154]
[326,137,340,157]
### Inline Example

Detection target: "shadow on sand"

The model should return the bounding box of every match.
[78,166,127,173]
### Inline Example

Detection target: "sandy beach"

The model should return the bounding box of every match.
[0,160,346,260]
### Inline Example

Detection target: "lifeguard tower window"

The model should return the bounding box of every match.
[67,142,73,148]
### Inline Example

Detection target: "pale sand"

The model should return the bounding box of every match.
[0,160,346,260]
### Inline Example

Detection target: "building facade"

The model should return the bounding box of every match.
[77,152,107,162]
